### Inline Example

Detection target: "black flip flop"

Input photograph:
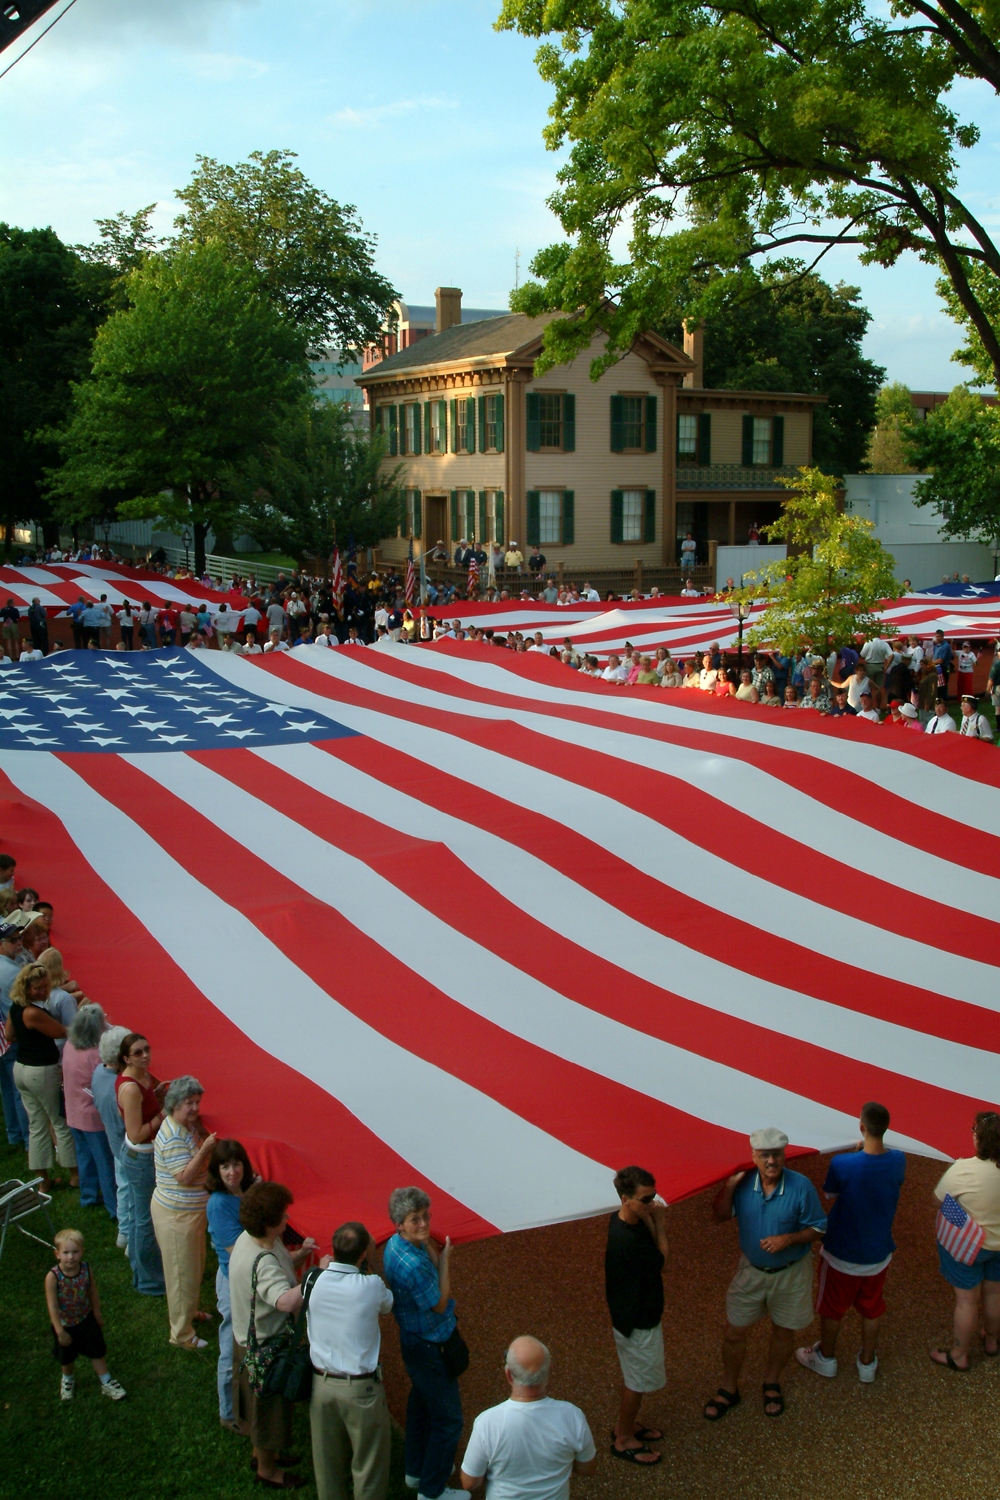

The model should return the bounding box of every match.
[763,1382,785,1416]
[703,1388,741,1421]
[930,1349,970,1371]
[610,1427,663,1444]
[609,1442,662,1465]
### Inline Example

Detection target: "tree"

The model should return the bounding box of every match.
[905,386,1000,544]
[229,400,404,567]
[174,150,397,356]
[0,225,110,553]
[730,468,899,653]
[50,243,310,575]
[499,0,1000,387]
[663,267,883,473]
[78,204,164,277]
[866,383,918,473]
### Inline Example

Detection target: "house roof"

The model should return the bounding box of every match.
[360,312,557,381]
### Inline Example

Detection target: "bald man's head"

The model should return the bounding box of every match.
[505,1336,551,1391]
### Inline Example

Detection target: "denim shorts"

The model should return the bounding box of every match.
[937,1243,1000,1289]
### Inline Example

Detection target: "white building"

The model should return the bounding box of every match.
[843,473,995,587]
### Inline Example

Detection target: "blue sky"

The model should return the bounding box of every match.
[1,0,997,389]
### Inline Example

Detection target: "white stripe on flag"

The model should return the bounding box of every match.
[0,749,616,1233]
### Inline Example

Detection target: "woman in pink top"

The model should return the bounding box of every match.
[63,1004,118,1219]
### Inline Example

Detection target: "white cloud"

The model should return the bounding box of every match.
[330,96,457,128]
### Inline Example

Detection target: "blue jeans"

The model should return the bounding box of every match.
[114,1148,133,1251]
[0,1044,29,1145]
[216,1267,234,1420]
[70,1127,118,1214]
[399,1335,463,1499]
[121,1146,165,1295]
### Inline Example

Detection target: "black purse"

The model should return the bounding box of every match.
[439,1326,470,1379]
[244,1257,320,1403]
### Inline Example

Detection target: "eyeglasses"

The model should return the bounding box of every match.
[637,1192,656,1204]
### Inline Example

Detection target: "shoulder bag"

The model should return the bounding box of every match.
[243,1255,320,1402]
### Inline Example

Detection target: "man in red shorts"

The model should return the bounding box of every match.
[796,1102,905,1383]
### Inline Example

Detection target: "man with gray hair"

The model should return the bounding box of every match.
[460,1337,596,1497]
[90,1024,132,1253]
[382,1187,462,1500]
[703,1128,827,1421]
[308,1221,394,1500]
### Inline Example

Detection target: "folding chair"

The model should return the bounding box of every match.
[0,1178,56,1269]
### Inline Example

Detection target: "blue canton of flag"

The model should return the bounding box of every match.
[0,649,358,753]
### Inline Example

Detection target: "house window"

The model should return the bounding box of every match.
[677,414,698,464]
[430,399,446,453]
[401,403,421,455]
[485,393,502,451]
[620,396,644,450]
[620,490,645,543]
[488,491,505,545]
[538,394,563,449]
[539,491,562,545]
[404,489,421,538]
[752,417,772,465]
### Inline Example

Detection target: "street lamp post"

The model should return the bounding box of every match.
[181,528,192,572]
[728,595,753,676]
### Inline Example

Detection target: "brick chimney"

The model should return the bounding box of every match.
[435,287,462,334]
[682,321,704,388]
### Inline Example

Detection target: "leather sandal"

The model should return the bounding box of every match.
[703,1388,740,1420]
[763,1382,785,1416]
[609,1441,662,1465]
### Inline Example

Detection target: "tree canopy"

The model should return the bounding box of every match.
[499,0,1000,387]
[730,468,899,653]
[0,224,110,551]
[905,386,1000,543]
[50,243,310,574]
[663,267,883,473]
[229,400,403,567]
[174,149,397,356]
[866,382,919,473]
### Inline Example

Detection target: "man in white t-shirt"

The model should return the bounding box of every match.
[860,635,892,708]
[680,532,697,570]
[460,1337,596,1500]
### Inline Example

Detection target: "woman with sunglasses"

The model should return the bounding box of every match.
[606,1166,669,1466]
[115,1032,167,1297]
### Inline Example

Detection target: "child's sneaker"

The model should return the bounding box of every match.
[60,1375,74,1401]
[101,1377,127,1401]
[795,1342,838,1377]
[116,1232,128,1250]
[857,1353,878,1383]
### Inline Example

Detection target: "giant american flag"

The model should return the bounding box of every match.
[2,642,997,1245]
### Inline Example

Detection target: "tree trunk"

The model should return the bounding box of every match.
[194,519,208,577]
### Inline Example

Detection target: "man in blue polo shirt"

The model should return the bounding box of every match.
[703,1128,826,1421]
[796,1101,905,1384]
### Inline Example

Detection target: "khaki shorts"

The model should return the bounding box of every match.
[726,1252,814,1330]
[613,1323,666,1393]
[865,661,885,685]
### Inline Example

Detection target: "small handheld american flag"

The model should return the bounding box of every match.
[936,1194,986,1265]
[467,550,479,597]
[330,550,344,614]
[405,537,415,605]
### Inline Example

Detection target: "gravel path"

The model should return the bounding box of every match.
[378,1153,994,1499]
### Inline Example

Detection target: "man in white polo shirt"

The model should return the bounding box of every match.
[307,1220,393,1500]
[460,1337,596,1499]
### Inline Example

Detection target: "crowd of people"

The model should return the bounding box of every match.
[2,840,999,1496]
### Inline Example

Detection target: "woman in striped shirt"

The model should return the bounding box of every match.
[151,1075,216,1350]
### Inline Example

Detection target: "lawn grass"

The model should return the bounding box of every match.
[0,1142,409,1499]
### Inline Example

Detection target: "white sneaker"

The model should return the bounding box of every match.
[405,1481,420,1492]
[795,1341,838,1377]
[857,1353,878,1383]
[187,1336,208,1350]
[116,1232,128,1249]
[60,1375,74,1401]
[101,1377,127,1400]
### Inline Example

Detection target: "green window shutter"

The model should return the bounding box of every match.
[398,491,406,535]
[611,489,624,544]
[413,489,422,540]
[772,415,784,466]
[424,401,432,452]
[698,412,711,465]
[562,393,576,451]
[494,491,504,543]
[561,490,575,545]
[644,395,657,452]
[526,392,541,451]
[479,490,487,542]
[495,392,505,452]
[742,414,754,466]
[466,490,476,541]
[526,490,541,546]
[388,405,397,457]
[412,405,421,456]
[644,489,656,543]
[466,399,476,454]
[450,398,458,453]
[450,490,459,541]
[610,394,624,452]
[477,395,486,453]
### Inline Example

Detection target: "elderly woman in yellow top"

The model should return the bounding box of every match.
[151,1075,217,1350]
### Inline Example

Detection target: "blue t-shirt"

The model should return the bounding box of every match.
[732,1169,827,1269]
[822,1149,906,1268]
[207,1191,245,1276]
